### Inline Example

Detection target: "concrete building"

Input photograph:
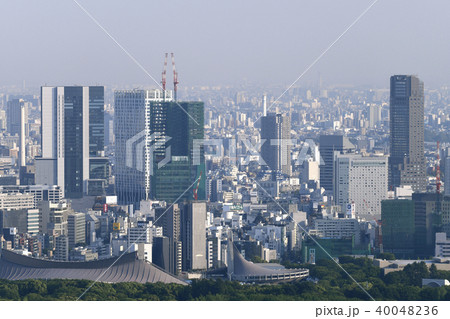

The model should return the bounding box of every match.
[40,200,72,236]
[334,154,388,218]
[0,209,39,235]
[368,104,381,128]
[0,193,34,210]
[435,232,450,258]
[0,185,62,208]
[301,159,319,183]
[0,249,185,284]
[310,217,361,243]
[154,204,182,274]
[319,134,355,193]
[68,212,86,248]
[54,235,69,261]
[182,201,207,271]
[127,224,152,246]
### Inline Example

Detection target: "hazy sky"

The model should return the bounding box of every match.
[1,0,449,88]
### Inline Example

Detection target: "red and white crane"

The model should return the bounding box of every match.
[171,53,179,101]
[161,53,168,99]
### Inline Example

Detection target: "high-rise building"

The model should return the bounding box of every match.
[6,99,28,136]
[333,154,388,219]
[368,104,381,128]
[319,135,355,193]
[114,90,205,206]
[181,201,207,271]
[151,101,205,203]
[389,75,426,192]
[114,89,171,206]
[260,113,292,176]
[36,86,105,198]
[154,204,182,274]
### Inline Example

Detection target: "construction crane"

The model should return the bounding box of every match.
[193,171,202,200]
[161,53,168,99]
[171,53,179,101]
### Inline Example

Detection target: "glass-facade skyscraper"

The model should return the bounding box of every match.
[151,101,205,203]
[260,113,292,176]
[114,90,205,206]
[36,86,105,198]
[114,89,169,206]
[389,75,426,192]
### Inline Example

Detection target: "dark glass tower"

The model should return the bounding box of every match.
[64,87,84,198]
[389,75,426,192]
[37,86,105,199]
[151,101,205,203]
[260,113,291,176]
[88,86,105,156]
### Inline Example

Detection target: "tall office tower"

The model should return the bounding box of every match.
[151,101,205,203]
[36,86,105,198]
[389,75,426,192]
[260,113,292,176]
[67,212,86,248]
[114,89,171,206]
[154,204,182,274]
[6,99,27,136]
[181,201,207,271]
[19,104,26,167]
[368,104,381,128]
[334,154,388,219]
[319,135,355,193]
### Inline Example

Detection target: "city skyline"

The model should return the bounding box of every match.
[2,0,450,306]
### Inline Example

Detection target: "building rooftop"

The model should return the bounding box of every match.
[0,249,186,285]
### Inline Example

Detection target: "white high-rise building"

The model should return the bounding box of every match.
[368,104,381,128]
[334,153,388,219]
[114,89,172,206]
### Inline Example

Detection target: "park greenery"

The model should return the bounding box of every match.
[1,256,450,301]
